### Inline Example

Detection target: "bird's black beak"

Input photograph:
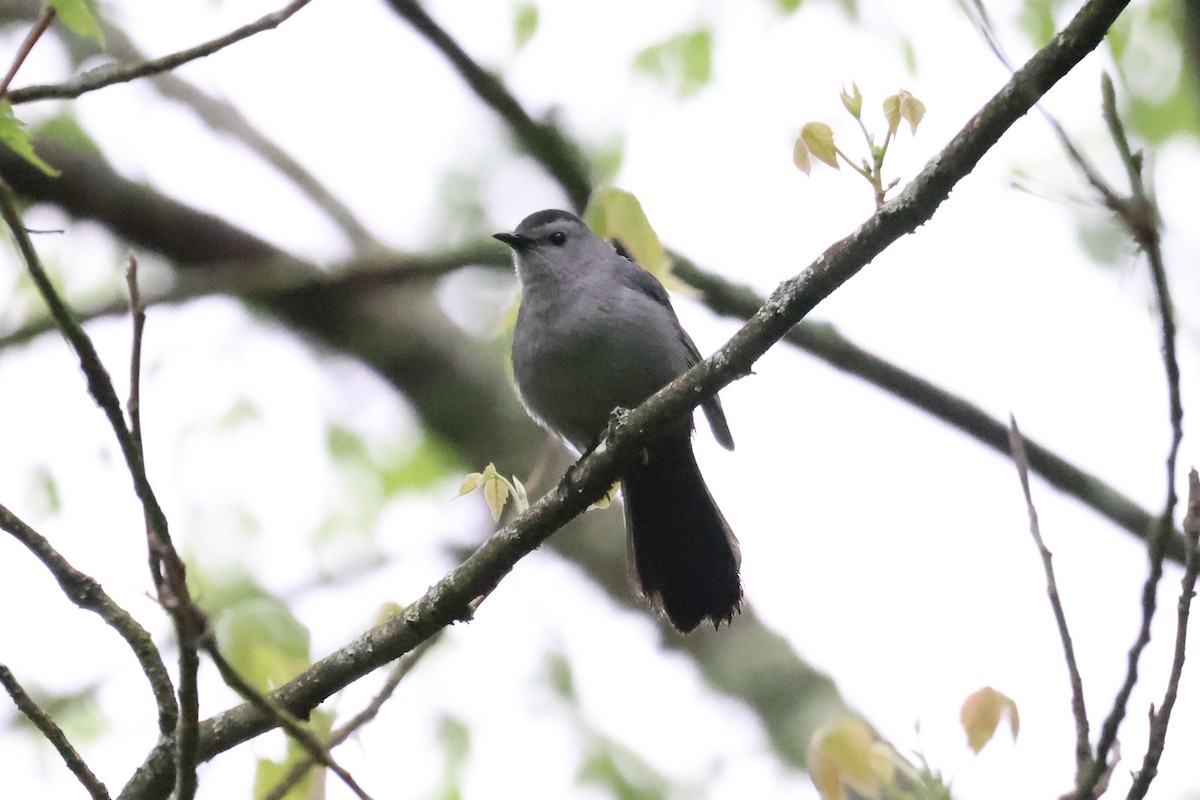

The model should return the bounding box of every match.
[493,231,532,252]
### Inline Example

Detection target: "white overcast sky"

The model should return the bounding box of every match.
[0,1,1197,798]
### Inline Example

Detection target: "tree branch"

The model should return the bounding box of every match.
[0,178,207,798]
[0,5,54,96]
[1072,73,1184,800]
[1127,469,1200,800]
[0,503,178,734]
[259,634,442,800]
[6,0,315,105]
[1009,418,1092,781]
[0,663,111,800]
[203,642,374,800]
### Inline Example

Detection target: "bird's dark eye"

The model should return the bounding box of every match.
[549,231,567,246]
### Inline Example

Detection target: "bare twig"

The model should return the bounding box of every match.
[126,255,146,449]
[203,642,375,800]
[117,1,1134,796]
[172,646,200,800]
[1128,469,1200,799]
[0,663,110,800]
[0,177,207,797]
[0,502,178,734]
[0,6,55,97]
[260,633,442,800]
[7,0,315,105]
[1009,417,1092,778]
[1074,74,1184,800]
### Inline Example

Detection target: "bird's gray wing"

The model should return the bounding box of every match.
[611,244,735,451]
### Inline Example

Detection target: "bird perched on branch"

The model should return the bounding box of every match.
[495,209,742,632]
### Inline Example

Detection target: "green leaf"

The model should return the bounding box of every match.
[578,737,669,800]
[792,134,812,175]
[31,111,104,158]
[633,27,713,98]
[840,81,863,119]
[47,0,105,46]
[807,718,895,800]
[960,686,1019,753]
[583,188,674,287]
[587,482,619,511]
[801,122,839,169]
[481,463,510,521]
[544,651,576,701]
[771,0,803,12]
[513,2,538,50]
[215,594,311,690]
[0,102,58,177]
[457,470,486,496]
[898,90,926,134]
[253,710,333,800]
[1117,2,1199,144]
[883,94,901,136]
[29,465,61,515]
[383,433,460,494]
[510,474,529,514]
[327,424,370,462]
[1017,0,1060,46]
[437,715,471,800]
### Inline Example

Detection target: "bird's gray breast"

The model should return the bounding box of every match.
[513,280,689,451]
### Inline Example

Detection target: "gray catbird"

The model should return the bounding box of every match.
[494,209,742,632]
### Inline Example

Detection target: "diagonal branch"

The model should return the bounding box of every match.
[259,633,442,800]
[1127,470,1200,800]
[1009,418,1092,780]
[7,0,315,105]
[0,179,206,798]
[1071,74,1184,800]
[203,642,375,800]
[0,663,110,800]
[116,0,1134,796]
[0,502,178,734]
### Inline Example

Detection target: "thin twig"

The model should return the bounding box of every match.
[172,645,200,800]
[0,178,167,552]
[126,255,146,450]
[203,642,375,800]
[7,0,315,105]
[1008,417,1092,778]
[0,177,208,797]
[260,633,442,800]
[0,502,178,734]
[1128,470,1200,799]
[0,7,56,97]
[1074,73,1184,800]
[0,663,111,800]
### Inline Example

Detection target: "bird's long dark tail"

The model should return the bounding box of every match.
[622,434,742,632]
